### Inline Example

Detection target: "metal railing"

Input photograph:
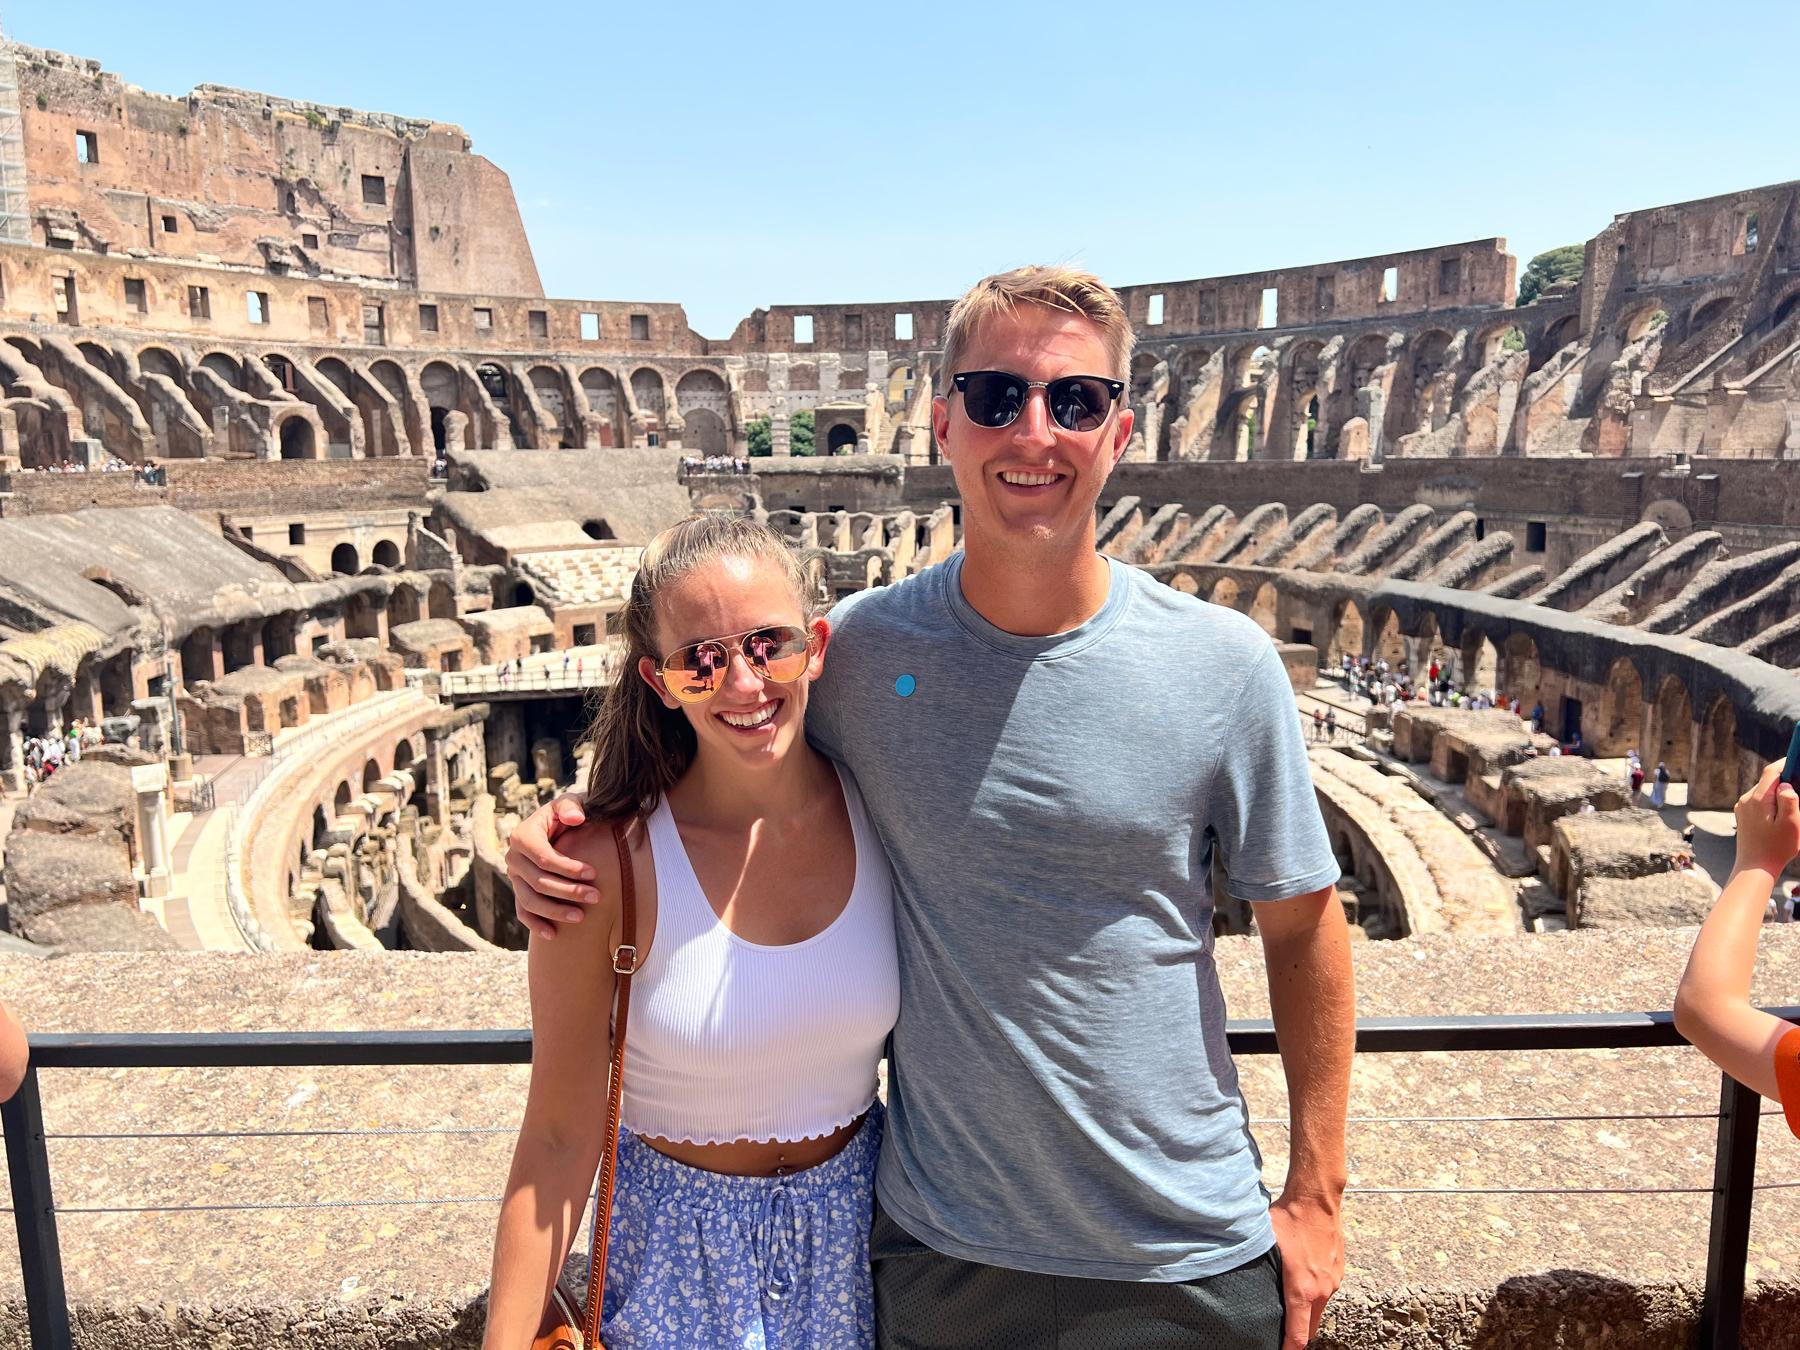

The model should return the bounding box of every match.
[4,1010,1795,1349]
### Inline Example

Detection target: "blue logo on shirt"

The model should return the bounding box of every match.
[894,674,917,698]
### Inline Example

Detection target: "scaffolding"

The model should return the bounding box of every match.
[0,27,31,245]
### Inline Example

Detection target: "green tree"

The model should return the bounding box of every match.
[1517,245,1585,306]
[743,410,815,456]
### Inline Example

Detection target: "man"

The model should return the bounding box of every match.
[507,267,1354,1349]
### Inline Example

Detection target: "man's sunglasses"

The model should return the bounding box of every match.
[656,624,813,705]
[951,370,1126,433]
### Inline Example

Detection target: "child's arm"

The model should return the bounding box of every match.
[1675,760,1800,1103]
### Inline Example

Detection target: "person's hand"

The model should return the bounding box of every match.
[1733,760,1800,878]
[1269,1192,1343,1349]
[506,795,596,940]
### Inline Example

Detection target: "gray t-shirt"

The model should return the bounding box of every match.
[807,551,1341,1282]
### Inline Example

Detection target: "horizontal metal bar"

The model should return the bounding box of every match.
[24,1009,1800,1070]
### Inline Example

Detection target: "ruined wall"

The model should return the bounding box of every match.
[17,44,541,297]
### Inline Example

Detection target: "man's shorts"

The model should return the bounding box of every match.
[872,1199,1285,1350]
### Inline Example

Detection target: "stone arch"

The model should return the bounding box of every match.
[1498,632,1541,705]
[334,781,352,816]
[1168,572,1200,596]
[428,579,456,619]
[579,368,627,447]
[1687,295,1735,337]
[1367,606,1406,670]
[1596,657,1645,757]
[825,422,859,455]
[1210,576,1241,610]
[1691,694,1741,810]
[371,539,401,568]
[330,542,359,575]
[1648,674,1694,784]
[1326,599,1365,668]
[393,738,415,772]
[362,758,382,793]
[528,365,575,448]
[1463,631,1499,695]
[1476,323,1525,366]
[420,361,464,452]
[683,407,729,454]
[477,362,527,448]
[1346,332,1391,388]
[1397,329,1455,437]
[1770,286,1800,332]
[1621,304,1670,345]
[1411,610,1450,679]
[1247,582,1279,635]
[200,352,244,388]
[388,586,422,627]
[630,367,667,419]
[277,415,316,460]
[138,346,184,383]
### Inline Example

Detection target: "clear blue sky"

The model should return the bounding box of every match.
[15,1,1799,338]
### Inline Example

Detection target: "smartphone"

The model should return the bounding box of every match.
[1785,723,1800,790]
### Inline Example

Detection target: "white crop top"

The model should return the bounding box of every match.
[617,764,898,1145]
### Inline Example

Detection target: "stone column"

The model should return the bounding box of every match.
[771,410,791,458]
[1,697,25,794]
[131,762,172,898]
[40,676,70,739]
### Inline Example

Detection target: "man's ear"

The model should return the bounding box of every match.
[931,395,951,460]
[638,654,679,710]
[1109,405,1135,467]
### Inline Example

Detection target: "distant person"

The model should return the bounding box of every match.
[1326,707,1339,743]
[1675,761,1800,1143]
[1313,707,1326,742]
[1629,752,1645,798]
[1651,761,1671,809]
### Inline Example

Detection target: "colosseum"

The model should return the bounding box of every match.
[2,36,1800,1350]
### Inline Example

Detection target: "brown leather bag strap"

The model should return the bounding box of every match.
[580,819,639,1346]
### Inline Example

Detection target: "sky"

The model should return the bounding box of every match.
[13,1,1799,339]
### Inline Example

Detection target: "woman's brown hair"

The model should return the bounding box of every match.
[582,513,812,820]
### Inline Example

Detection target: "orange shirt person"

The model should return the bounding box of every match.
[1675,760,1800,1138]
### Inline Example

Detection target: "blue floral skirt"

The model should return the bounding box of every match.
[598,1103,882,1349]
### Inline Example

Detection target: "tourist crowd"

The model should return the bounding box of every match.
[23,458,166,485]
[679,454,751,476]
[18,720,99,788]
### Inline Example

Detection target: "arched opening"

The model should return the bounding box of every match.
[1499,633,1541,706]
[1649,675,1694,785]
[428,580,456,619]
[330,543,359,575]
[1688,297,1734,336]
[1691,695,1741,810]
[1209,576,1241,611]
[1623,307,1670,345]
[333,781,351,815]
[510,581,536,608]
[1464,633,1499,696]
[1597,658,1645,757]
[1300,395,1320,459]
[311,806,329,851]
[1370,608,1406,670]
[278,417,315,460]
[826,423,859,455]
[394,739,414,772]
[1772,290,1800,331]
[200,353,244,388]
[582,519,614,540]
[388,587,422,627]
[371,539,401,568]
[580,368,625,448]
[1529,315,1582,373]
[362,759,382,793]
[1326,600,1365,668]
[529,366,573,447]
[1412,611,1449,683]
[1248,582,1279,636]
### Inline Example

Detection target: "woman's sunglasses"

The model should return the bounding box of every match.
[951,370,1126,433]
[657,624,813,705]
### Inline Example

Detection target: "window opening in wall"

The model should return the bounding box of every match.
[894,312,913,341]
[161,214,178,234]
[301,232,319,250]
[418,303,440,333]
[1147,293,1165,326]
[307,296,328,332]
[1315,276,1334,315]
[528,310,549,339]
[794,314,814,345]
[1380,266,1398,303]
[53,273,76,324]
[580,312,600,341]
[844,313,864,346]
[123,277,147,313]
[1438,258,1460,296]
[75,130,98,164]
[646,431,660,447]
[1737,212,1760,255]
[1258,287,1277,329]
[361,174,386,206]
[473,307,493,331]
[1475,517,1486,541]
[246,291,269,325]
[629,313,650,341]
[289,524,306,545]
[283,190,297,213]
[187,285,211,320]
[241,526,253,542]
[1526,521,1547,553]
[573,623,597,647]
[362,303,385,346]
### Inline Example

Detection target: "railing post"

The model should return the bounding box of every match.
[2,1067,73,1350]
[1698,1072,1760,1350]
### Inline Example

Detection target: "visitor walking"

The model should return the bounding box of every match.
[1651,761,1671,809]
[1326,707,1339,743]
[1313,707,1325,742]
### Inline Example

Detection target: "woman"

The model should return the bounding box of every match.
[484,515,898,1349]
[1675,760,1800,1140]
[1651,760,1671,809]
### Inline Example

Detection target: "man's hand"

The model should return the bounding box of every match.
[506,795,597,939]
[1270,1191,1343,1349]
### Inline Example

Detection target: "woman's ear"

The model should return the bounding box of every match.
[638,654,679,710]
[806,615,832,680]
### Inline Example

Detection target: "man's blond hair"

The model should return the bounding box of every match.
[940,265,1135,382]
